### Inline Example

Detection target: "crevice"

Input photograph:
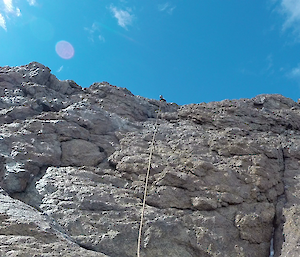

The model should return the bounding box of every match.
[76,242,99,252]
[108,160,117,170]
[269,229,275,257]
[271,146,287,257]
[145,201,194,211]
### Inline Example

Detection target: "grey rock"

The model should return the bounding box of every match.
[61,139,106,166]
[1,62,300,256]
[86,82,178,121]
[1,162,30,193]
[0,189,108,257]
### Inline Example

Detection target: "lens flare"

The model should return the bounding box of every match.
[55,40,74,59]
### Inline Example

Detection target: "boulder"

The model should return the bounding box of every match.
[61,139,106,166]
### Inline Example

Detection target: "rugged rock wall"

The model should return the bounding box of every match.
[0,62,299,256]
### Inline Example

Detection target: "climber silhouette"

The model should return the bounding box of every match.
[159,95,166,102]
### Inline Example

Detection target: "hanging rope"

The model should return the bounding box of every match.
[137,103,161,257]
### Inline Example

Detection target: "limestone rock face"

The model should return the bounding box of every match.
[0,189,107,257]
[0,62,299,256]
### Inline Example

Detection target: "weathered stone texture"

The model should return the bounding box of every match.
[0,62,300,256]
[61,139,105,166]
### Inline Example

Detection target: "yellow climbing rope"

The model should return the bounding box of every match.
[137,104,161,257]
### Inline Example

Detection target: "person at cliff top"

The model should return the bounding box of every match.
[159,95,166,102]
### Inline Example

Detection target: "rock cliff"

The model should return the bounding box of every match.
[0,62,299,256]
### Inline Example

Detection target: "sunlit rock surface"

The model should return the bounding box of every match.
[0,61,299,256]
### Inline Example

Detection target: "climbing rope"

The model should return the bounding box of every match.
[137,103,161,257]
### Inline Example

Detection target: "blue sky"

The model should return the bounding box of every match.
[1,0,300,105]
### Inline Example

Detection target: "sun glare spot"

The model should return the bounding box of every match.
[55,40,75,59]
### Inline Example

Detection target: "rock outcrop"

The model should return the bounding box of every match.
[0,61,299,256]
